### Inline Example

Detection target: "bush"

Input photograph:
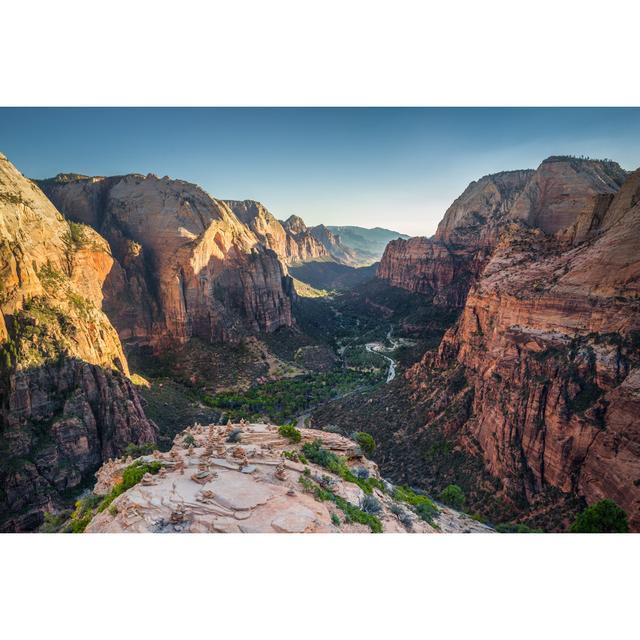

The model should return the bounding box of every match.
[182,433,196,448]
[354,431,376,456]
[361,494,382,514]
[440,484,465,510]
[278,423,302,443]
[569,500,629,533]
[302,439,372,494]
[124,442,155,458]
[96,460,163,514]
[331,513,341,527]
[298,476,382,533]
[393,485,439,524]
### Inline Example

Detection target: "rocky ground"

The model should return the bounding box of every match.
[85,423,492,533]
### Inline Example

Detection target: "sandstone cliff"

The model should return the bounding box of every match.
[0,154,157,531]
[377,169,534,306]
[39,176,295,349]
[398,164,640,530]
[224,201,331,265]
[82,422,491,533]
[309,224,361,266]
[377,159,627,307]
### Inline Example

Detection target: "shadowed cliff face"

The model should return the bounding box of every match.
[378,162,640,530]
[39,175,295,349]
[0,154,156,531]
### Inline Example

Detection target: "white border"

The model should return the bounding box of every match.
[1,1,639,638]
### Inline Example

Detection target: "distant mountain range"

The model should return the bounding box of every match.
[327,225,409,265]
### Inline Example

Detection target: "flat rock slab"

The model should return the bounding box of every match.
[210,472,281,511]
[271,505,318,533]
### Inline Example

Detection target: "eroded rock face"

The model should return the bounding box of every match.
[0,154,156,531]
[309,224,360,266]
[377,170,533,307]
[39,176,295,348]
[225,201,331,265]
[85,423,491,533]
[402,170,640,530]
[377,159,628,308]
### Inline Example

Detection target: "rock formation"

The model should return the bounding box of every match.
[0,153,157,531]
[224,201,331,265]
[377,159,627,308]
[376,157,640,530]
[39,176,295,349]
[83,422,491,533]
[308,224,361,266]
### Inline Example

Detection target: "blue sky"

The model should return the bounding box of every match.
[1,108,639,236]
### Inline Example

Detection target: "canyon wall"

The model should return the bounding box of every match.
[377,157,640,529]
[224,201,331,265]
[40,176,295,349]
[0,154,156,531]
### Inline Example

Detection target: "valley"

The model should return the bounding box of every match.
[1,151,638,534]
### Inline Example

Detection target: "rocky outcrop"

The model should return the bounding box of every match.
[401,167,640,530]
[378,159,628,306]
[39,176,295,349]
[377,169,534,306]
[508,156,626,238]
[84,422,491,533]
[309,224,360,266]
[0,153,156,531]
[224,201,331,265]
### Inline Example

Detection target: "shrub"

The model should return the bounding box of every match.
[124,442,155,458]
[298,476,382,533]
[393,484,439,524]
[361,494,382,514]
[440,484,465,510]
[331,513,341,527]
[68,493,102,533]
[302,439,372,494]
[96,460,163,514]
[354,431,376,456]
[569,500,629,533]
[278,423,302,443]
[355,467,370,479]
[182,433,196,448]
[226,428,242,443]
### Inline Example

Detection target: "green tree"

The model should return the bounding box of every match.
[570,499,629,533]
[440,484,465,510]
[355,431,376,456]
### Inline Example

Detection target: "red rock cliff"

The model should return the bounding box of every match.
[40,175,295,349]
[403,166,640,530]
[0,154,157,531]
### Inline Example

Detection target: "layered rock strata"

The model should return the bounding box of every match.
[39,176,295,348]
[0,154,156,531]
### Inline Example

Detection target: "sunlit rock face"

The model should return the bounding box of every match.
[0,154,156,531]
[398,164,640,530]
[40,175,295,349]
[85,422,492,533]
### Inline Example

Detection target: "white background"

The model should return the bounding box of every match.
[1,1,639,638]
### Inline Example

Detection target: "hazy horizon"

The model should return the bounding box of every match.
[2,107,639,236]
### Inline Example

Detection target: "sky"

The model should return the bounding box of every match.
[1,107,639,236]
